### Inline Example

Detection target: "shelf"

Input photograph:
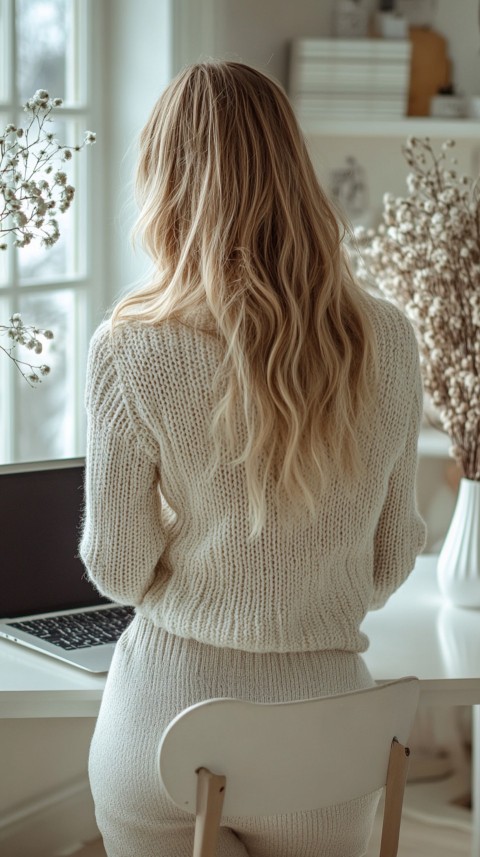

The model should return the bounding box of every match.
[418,427,451,458]
[300,117,480,139]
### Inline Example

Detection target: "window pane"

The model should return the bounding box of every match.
[16,0,76,105]
[0,108,11,284]
[0,111,8,283]
[0,296,13,464]
[16,118,82,283]
[0,0,9,102]
[14,288,83,461]
[0,244,8,286]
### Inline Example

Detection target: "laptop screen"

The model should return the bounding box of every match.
[0,458,109,618]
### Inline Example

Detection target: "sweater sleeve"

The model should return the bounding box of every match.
[79,323,166,606]
[370,347,427,610]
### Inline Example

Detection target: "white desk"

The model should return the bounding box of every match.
[1,555,480,849]
[2,555,479,717]
[362,555,480,708]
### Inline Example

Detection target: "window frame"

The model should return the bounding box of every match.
[0,0,106,464]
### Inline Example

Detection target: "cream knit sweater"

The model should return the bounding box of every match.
[80,296,426,654]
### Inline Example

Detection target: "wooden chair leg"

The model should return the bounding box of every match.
[379,738,411,857]
[193,767,227,857]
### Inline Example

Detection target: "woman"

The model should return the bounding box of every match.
[81,61,426,857]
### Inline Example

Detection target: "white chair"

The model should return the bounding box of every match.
[158,676,420,857]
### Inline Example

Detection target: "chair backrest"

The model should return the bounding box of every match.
[158,677,420,817]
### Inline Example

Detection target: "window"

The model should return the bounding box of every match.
[0,0,101,464]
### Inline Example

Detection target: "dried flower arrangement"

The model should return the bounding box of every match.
[0,314,53,382]
[355,137,480,481]
[0,89,95,384]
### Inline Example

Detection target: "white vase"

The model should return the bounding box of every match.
[437,478,480,608]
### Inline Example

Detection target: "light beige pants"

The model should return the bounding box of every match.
[89,615,380,857]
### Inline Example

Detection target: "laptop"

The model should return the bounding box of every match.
[0,457,134,673]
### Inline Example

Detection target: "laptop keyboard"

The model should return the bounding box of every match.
[10,606,135,650]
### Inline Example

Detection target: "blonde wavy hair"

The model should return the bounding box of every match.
[112,61,378,535]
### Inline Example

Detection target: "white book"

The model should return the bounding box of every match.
[296,63,411,76]
[296,109,406,121]
[294,73,410,84]
[293,93,407,109]
[296,100,406,110]
[294,102,407,119]
[290,58,411,95]
[294,63,410,78]
[297,108,406,116]
[291,79,409,96]
[293,95,406,108]
[290,38,411,59]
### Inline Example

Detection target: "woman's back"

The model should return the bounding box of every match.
[81,293,425,653]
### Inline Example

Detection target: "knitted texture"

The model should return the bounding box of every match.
[89,616,379,857]
[80,295,426,653]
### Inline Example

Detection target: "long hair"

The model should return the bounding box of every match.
[112,61,378,535]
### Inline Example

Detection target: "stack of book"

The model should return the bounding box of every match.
[289,39,412,122]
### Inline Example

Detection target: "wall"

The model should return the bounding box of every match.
[215,0,480,94]
[0,718,98,857]
[215,0,331,86]
[100,0,173,313]
[434,1,480,97]
[306,134,479,228]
